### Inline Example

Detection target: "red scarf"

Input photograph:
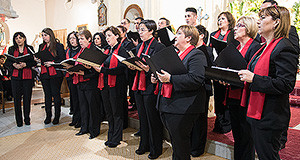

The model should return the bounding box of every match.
[240,38,283,120]
[154,45,195,98]
[40,44,57,76]
[225,38,254,102]
[65,48,80,78]
[214,29,231,41]
[132,37,155,91]
[98,42,122,90]
[12,47,32,79]
[73,44,91,84]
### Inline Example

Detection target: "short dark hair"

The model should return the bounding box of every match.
[185,7,197,15]
[135,17,144,21]
[117,25,127,33]
[195,25,208,40]
[66,31,79,49]
[125,18,130,24]
[104,26,122,42]
[93,32,108,49]
[0,55,5,59]
[140,20,157,32]
[12,32,28,49]
[218,11,236,30]
[159,17,170,26]
[263,0,278,5]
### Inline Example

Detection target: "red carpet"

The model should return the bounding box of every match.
[128,108,299,160]
[289,107,300,127]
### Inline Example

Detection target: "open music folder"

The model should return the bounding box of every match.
[113,54,146,71]
[34,50,55,62]
[205,44,247,87]
[210,36,227,54]
[76,48,109,67]
[143,46,187,77]
[4,53,33,63]
[157,26,175,47]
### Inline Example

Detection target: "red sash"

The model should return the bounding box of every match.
[73,44,91,84]
[225,38,254,102]
[132,37,155,91]
[213,29,231,41]
[155,45,195,98]
[240,38,283,120]
[12,47,32,79]
[40,45,57,76]
[98,42,122,90]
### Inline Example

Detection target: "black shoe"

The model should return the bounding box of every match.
[148,153,161,159]
[107,142,120,148]
[69,111,73,115]
[17,123,23,127]
[41,106,45,108]
[52,118,59,125]
[25,122,30,125]
[134,130,141,137]
[89,135,98,139]
[44,117,51,124]
[69,122,76,126]
[75,132,87,136]
[191,151,204,157]
[104,141,110,146]
[135,149,146,155]
[75,123,81,128]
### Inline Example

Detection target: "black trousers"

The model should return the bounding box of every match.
[101,86,124,144]
[190,94,210,156]
[161,112,199,160]
[213,82,231,133]
[229,104,255,160]
[78,86,102,137]
[11,79,34,125]
[67,79,81,125]
[41,77,63,119]
[247,118,284,160]
[135,91,163,155]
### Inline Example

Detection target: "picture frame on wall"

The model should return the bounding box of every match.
[77,24,88,32]
[98,0,107,26]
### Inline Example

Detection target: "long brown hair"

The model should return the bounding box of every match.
[41,28,57,56]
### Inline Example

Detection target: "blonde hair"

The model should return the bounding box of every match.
[259,6,290,39]
[237,16,258,39]
[177,25,199,46]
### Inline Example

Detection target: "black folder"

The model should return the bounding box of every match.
[34,50,54,62]
[50,58,77,69]
[214,44,247,70]
[210,36,227,54]
[113,54,146,71]
[4,53,33,63]
[76,48,108,67]
[205,66,243,87]
[144,46,187,77]
[127,31,140,42]
[205,44,247,87]
[67,64,87,72]
[157,26,175,47]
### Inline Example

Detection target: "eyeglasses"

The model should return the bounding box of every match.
[235,23,246,28]
[139,28,148,32]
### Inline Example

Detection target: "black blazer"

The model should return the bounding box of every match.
[248,38,298,130]
[6,45,37,80]
[100,43,129,93]
[158,48,207,114]
[135,38,165,95]
[38,43,65,79]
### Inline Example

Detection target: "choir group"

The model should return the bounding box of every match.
[2,0,299,159]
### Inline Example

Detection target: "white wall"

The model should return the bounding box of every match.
[5,0,46,46]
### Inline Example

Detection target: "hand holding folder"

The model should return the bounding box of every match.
[76,48,108,67]
[205,44,247,87]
